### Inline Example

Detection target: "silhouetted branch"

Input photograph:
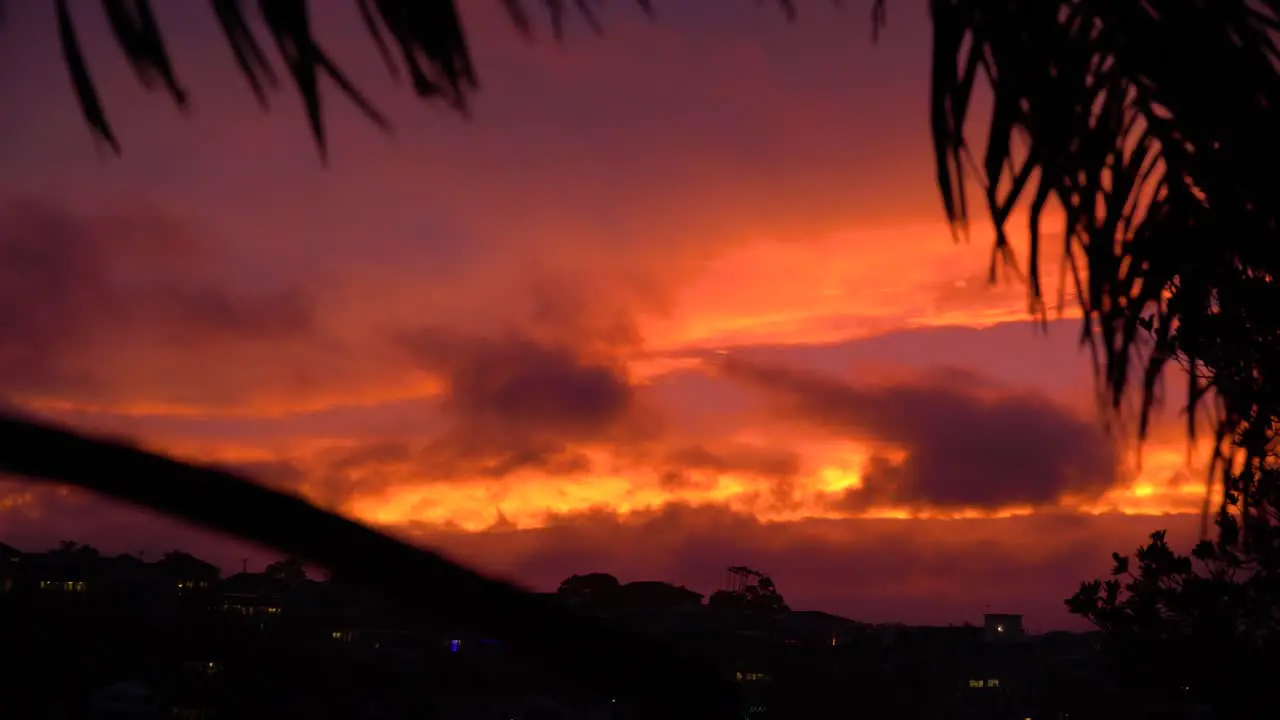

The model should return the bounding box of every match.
[0,413,737,717]
[103,1,187,107]
[45,1,869,159]
[212,0,278,108]
[55,0,119,154]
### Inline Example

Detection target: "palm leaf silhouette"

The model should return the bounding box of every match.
[931,0,1280,526]
[0,415,737,715]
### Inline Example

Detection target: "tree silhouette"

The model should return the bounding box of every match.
[1067,507,1280,718]
[5,0,1280,711]
[263,555,308,584]
[709,575,788,614]
[557,572,622,607]
[0,418,736,717]
[54,540,100,561]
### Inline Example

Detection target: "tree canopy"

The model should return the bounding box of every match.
[1068,512,1280,718]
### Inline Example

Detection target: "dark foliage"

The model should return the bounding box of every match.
[1067,505,1280,718]
[0,416,738,717]
[928,0,1280,542]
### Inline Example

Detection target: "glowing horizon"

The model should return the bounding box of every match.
[0,1,1210,628]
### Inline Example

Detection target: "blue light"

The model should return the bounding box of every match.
[449,639,460,653]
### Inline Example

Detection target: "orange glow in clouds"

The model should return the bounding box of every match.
[0,2,1210,624]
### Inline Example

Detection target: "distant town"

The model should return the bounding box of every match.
[1,539,1120,719]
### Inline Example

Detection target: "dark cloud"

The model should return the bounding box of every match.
[403,328,634,475]
[327,439,594,506]
[434,442,593,479]
[211,444,415,510]
[222,436,598,511]
[456,336,629,432]
[0,197,315,397]
[326,441,414,474]
[396,281,655,480]
[403,331,633,434]
[214,280,652,500]
[663,443,801,479]
[717,359,1118,509]
[306,441,418,507]
[408,503,1204,629]
[670,321,1094,401]
[657,442,801,492]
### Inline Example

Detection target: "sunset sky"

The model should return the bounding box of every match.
[0,1,1211,629]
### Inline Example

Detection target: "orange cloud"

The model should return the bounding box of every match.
[0,479,1206,628]
[0,0,1221,631]
[0,196,437,415]
[36,349,1184,537]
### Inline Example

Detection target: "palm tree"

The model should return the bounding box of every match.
[4,0,1280,707]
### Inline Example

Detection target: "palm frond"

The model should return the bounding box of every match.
[46,1,875,158]
[212,0,278,108]
[0,413,738,716]
[103,1,187,107]
[931,0,1280,525]
[259,0,392,164]
[55,0,119,154]
[48,0,647,157]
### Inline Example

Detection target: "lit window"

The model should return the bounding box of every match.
[989,679,1000,688]
[969,680,984,688]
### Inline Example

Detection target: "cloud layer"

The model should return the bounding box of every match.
[0,483,1203,628]
[0,198,315,404]
[719,359,1118,509]
[0,1,1213,629]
